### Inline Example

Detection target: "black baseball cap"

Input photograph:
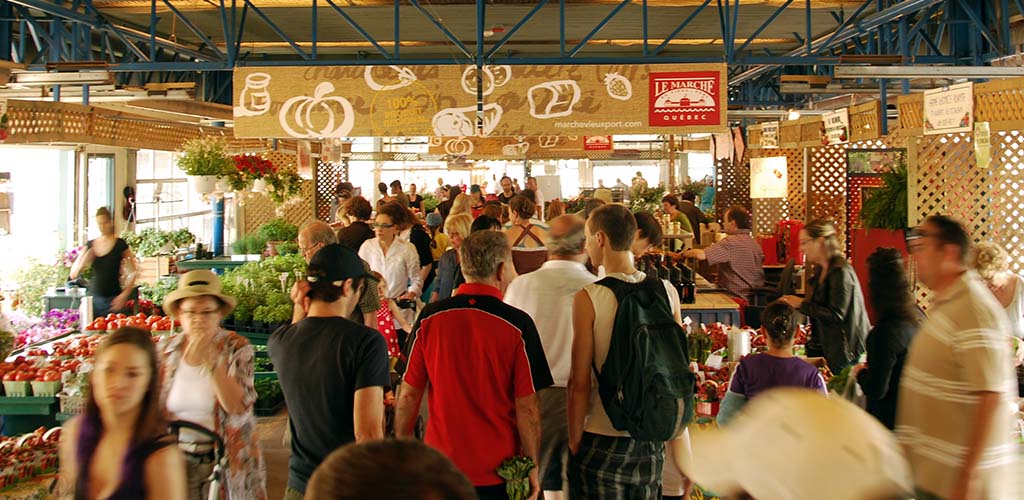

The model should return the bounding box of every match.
[307,244,371,286]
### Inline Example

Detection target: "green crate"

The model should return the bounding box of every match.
[0,397,59,436]
[238,330,271,346]
[254,371,278,381]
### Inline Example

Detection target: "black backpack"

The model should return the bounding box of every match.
[594,276,696,441]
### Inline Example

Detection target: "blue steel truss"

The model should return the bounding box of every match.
[0,0,1016,108]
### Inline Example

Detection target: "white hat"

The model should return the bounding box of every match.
[681,388,912,500]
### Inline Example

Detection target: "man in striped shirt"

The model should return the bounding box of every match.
[680,204,764,301]
[898,216,1018,500]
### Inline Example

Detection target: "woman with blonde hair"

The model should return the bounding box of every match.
[546,199,566,220]
[780,220,869,372]
[971,242,1024,338]
[431,213,473,302]
[161,270,267,500]
[449,193,473,219]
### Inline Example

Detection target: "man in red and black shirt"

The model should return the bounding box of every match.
[396,230,553,500]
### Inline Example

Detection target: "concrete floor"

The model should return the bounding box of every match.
[256,412,290,500]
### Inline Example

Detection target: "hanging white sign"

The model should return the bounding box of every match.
[760,121,779,149]
[822,109,850,145]
[750,156,788,199]
[923,82,974,135]
[974,121,991,169]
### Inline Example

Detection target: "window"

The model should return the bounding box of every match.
[132,150,217,245]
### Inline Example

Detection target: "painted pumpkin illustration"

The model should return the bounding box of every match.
[279,82,355,138]
[444,137,474,156]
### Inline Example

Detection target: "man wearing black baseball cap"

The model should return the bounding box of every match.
[269,243,390,500]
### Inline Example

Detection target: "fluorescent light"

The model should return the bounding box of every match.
[11,71,113,86]
[834,65,1024,79]
[787,109,801,120]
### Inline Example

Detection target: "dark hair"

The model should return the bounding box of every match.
[378,201,413,228]
[923,215,970,262]
[448,185,462,199]
[582,198,606,220]
[726,205,752,230]
[867,248,919,324]
[95,207,112,219]
[344,196,373,221]
[587,204,637,251]
[306,439,476,500]
[390,179,402,191]
[680,191,697,202]
[509,195,536,219]
[761,300,799,347]
[500,175,511,183]
[634,212,664,248]
[481,203,502,220]
[662,194,680,209]
[519,188,536,201]
[378,182,388,195]
[336,181,354,196]
[471,216,502,233]
[84,327,166,446]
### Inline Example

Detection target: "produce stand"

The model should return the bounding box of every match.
[680,293,741,326]
[175,257,249,273]
[0,397,58,435]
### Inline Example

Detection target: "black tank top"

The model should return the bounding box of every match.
[88,238,129,298]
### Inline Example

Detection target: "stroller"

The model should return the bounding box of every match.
[170,420,230,500]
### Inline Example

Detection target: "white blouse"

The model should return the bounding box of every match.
[166,360,217,443]
[358,237,424,298]
[1005,275,1024,339]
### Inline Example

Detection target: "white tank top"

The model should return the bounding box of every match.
[167,360,217,443]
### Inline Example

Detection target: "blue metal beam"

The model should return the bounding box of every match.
[323,0,391,59]
[8,0,208,61]
[484,0,548,60]
[568,0,630,58]
[408,0,471,59]
[732,0,945,85]
[244,0,309,60]
[956,0,1002,55]
[735,0,793,56]
[159,0,225,59]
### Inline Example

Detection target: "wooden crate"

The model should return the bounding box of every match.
[136,256,172,285]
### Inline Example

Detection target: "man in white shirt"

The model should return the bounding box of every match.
[504,215,596,499]
[526,176,545,222]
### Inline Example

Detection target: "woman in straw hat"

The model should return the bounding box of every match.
[160,270,267,500]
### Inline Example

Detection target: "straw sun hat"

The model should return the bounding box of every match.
[163,270,237,317]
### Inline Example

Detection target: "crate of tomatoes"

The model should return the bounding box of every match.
[1,354,82,397]
[83,312,179,336]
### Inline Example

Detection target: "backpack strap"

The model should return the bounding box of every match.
[591,276,671,377]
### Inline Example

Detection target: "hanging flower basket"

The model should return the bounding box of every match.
[252,178,267,193]
[188,175,220,195]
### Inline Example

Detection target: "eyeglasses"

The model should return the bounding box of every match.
[373,222,396,229]
[180,309,220,318]
[299,242,321,255]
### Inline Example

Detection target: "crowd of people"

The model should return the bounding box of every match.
[56,178,1023,500]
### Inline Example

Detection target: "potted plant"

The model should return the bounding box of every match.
[264,170,303,205]
[256,218,299,256]
[226,154,277,193]
[851,157,910,322]
[177,136,233,195]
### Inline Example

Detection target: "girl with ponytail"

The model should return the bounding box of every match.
[717,300,829,425]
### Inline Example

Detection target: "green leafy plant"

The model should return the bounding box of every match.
[421,193,439,213]
[274,241,299,255]
[138,277,179,311]
[265,170,304,205]
[860,157,908,230]
[122,228,196,257]
[232,234,268,255]
[220,254,306,322]
[253,292,293,324]
[255,378,284,406]
[257,218,299,242]
[253,357,274,372]
[15,260,71,317]
[496,456,537,500]
[176,135,233,176]
[629,185,667,214]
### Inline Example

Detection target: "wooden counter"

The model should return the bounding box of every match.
[680,291,741,327]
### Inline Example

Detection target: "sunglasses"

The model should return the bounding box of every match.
[373,222,396,229]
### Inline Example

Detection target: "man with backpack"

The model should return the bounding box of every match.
[568,204,695,499]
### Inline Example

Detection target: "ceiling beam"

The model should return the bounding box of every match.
[834,65,1024,79]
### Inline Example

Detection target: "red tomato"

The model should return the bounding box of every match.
[13,356,25,365]
[135,313,147,320]
[41,371,60,382]
[15,372,33,382]
[115,313,127,319]
[106,313,117,321]
[2,371,16,381]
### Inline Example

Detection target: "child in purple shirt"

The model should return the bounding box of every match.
[717,300,828,425]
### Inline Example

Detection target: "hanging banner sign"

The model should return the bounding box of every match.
[750,156,789,199]
[427,135,585,158]
[486,63,727,136]
[584,135,613,151]
[923,82,974,135]
[232,66,474,138]
[974,121,991,169]
[760,121,780,149]
[821,109,850,145]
